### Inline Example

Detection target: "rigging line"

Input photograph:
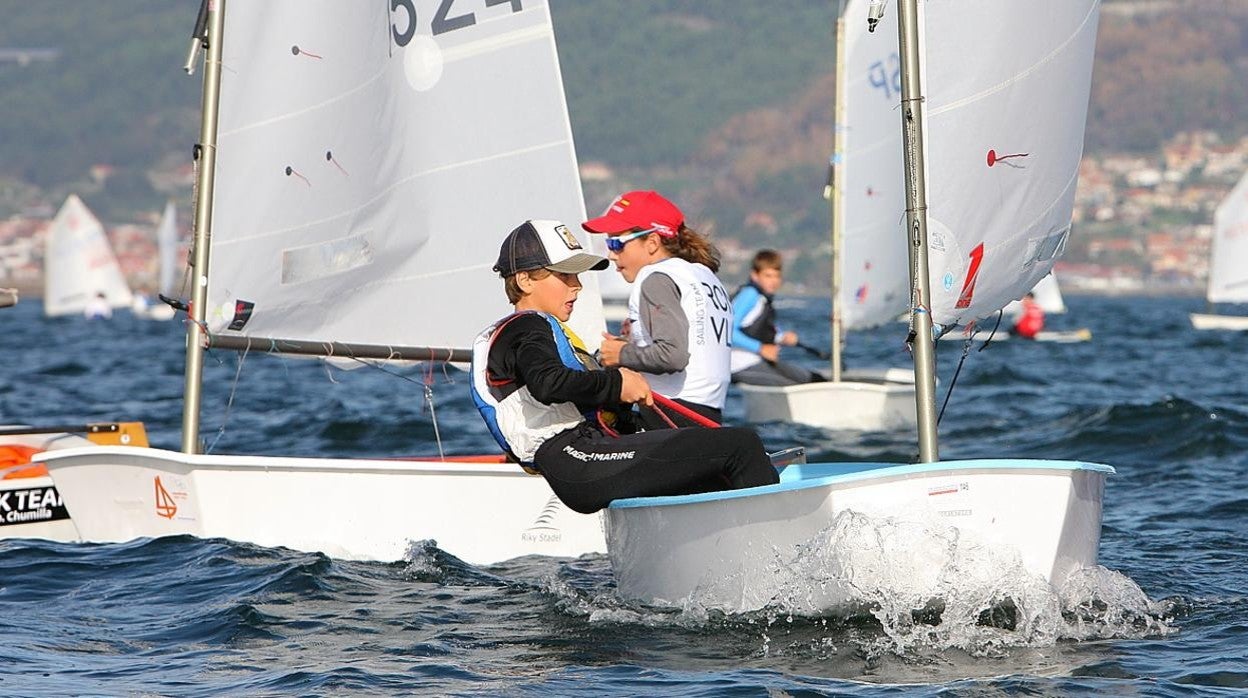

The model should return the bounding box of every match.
[424,378,445,461]
[346,356,427,386]
[978,309,1006,352]
[937,335,972,427]
[936,309,1003,426]
[206,344,250,454]
[346,356,449,459]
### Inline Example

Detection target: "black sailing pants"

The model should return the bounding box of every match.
[533,422,780,514]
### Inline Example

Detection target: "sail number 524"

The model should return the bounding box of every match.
[391,0,523,46]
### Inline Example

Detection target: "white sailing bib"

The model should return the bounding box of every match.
[629,258,733,409]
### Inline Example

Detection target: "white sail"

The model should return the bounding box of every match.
[920,1,1101,328]
[43,194,134,317]
[207,1,604,349]
[156,200,179,297]
[1206,169,1248,304]
[837,0,909,331]
[1003,272,1067,316]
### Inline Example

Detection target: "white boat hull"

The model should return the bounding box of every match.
[605,459,1110,614]
[24,446,605,565]
[1190,313,1248,331]
[134,303,176,321]
[738,376,916,431]
[938,328,1091,343]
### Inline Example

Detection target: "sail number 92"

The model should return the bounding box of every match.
[391,0,523,46]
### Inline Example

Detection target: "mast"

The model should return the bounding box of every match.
[895,0,939,461]
[181,0,226,454]
[828,2,848,383]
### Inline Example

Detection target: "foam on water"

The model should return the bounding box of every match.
[530,509,1174,663]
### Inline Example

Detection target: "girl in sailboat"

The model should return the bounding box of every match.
[470,220,778,515]
[582,191,733,429]
[730,250,824,386]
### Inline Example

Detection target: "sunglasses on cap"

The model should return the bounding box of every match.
[605,227,659,253]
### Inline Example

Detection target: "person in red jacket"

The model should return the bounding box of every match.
[1011,292,1045,339]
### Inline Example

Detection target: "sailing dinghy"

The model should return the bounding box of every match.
[0,424,150,540]
[738,1,916,432]
[1191,168,1248,330]
[606,0,1112,614]
[24,0,609,564]
[43,195,135,318]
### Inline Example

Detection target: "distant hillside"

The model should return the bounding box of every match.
[1,0,1246,282]
[0,1,198,193]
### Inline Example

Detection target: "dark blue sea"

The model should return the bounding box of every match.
[1,294,1245,696]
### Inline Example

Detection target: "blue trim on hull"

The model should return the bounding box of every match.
[607,458,1115,510]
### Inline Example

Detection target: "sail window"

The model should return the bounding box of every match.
[281,233,375,284]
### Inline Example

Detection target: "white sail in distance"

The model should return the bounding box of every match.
[1003,272,1067,316]
[1206,169,1248,304]
[919,0,1101,328]
[43,194,134,317]
[207,1,604,349]
[837,0,909,331]
[156,200,179,297]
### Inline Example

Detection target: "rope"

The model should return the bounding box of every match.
[424,381,445,461]
[647,403,681,430]
[979,308,1005,351]
[937,335,970,426]
[206,344,249,454]
[936,309,1004,425]
[652,393,720,428]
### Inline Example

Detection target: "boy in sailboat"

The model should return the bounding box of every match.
[583,191,733,429]
[470,220,778,515]
[83,291,112,320]
[730,250,824,386]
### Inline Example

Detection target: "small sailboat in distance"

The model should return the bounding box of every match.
[43,194,134,318]
[1004,272,1067,315]
[132,199,178,320]
[1191,168,1248,330]
[737,0,916,432]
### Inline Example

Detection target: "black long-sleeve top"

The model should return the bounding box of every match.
[486,313,623,412]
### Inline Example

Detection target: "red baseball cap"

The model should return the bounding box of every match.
[582,190,684,237]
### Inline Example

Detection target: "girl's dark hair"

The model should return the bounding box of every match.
[659,224,720,272]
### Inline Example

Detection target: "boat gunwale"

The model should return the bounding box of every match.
[735,380,916,396]
[34,445,530,478]
[608,458,1114,510]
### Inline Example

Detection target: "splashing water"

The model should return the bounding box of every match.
[563,510,1175,661]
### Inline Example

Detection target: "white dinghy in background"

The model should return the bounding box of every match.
[739,1,915,432]
[1004,273,1068,315]
[0,424,150,542]
[132,200,178,321]
[26,0,610,564]
[1191,168,1248,330]
[608,0,1113,613]
[43,195,135,318]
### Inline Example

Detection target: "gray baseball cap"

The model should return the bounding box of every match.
[493,219,609,277]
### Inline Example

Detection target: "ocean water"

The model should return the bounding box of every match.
[1,295,1245,696]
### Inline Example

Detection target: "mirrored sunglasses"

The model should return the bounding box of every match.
[605,228,657,253]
